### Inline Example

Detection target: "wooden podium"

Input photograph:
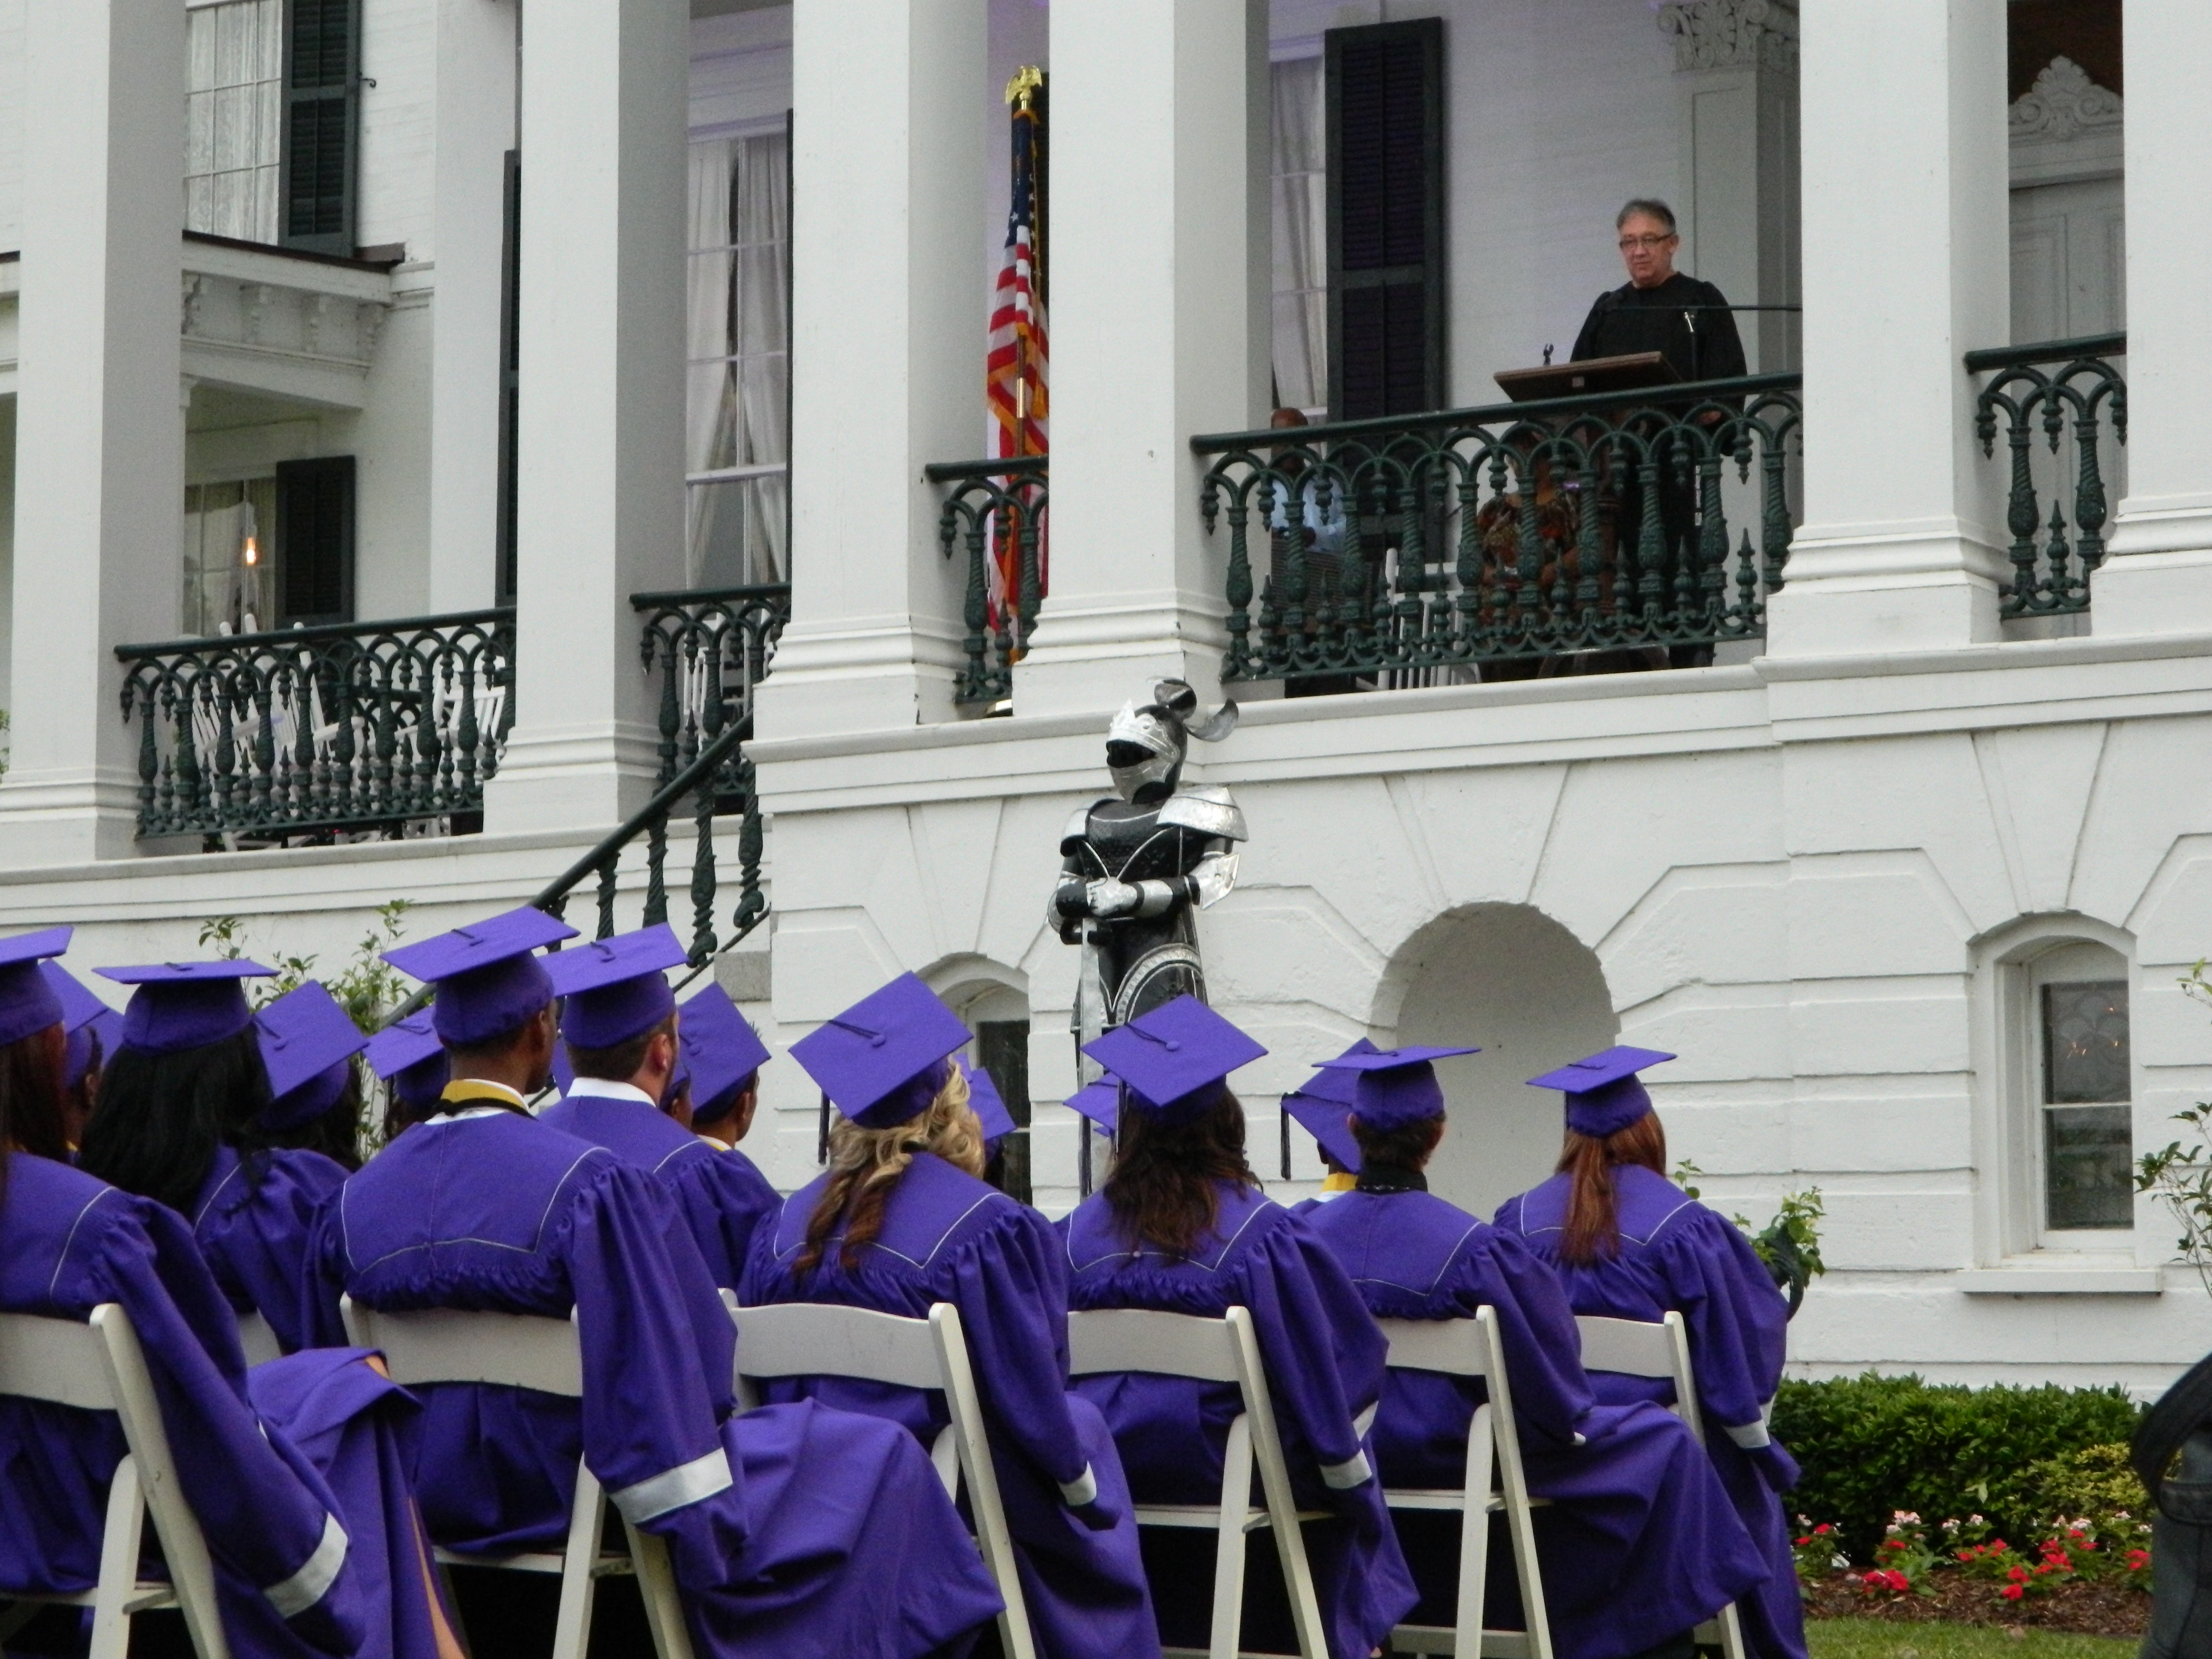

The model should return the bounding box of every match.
[1493,351,1678,402]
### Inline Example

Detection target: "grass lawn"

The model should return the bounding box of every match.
[1808,1619,2140,1659]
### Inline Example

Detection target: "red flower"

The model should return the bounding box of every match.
[1955,1549,1974,1562]
[2002,1585,2025,1602]
[1887,1571,1910,1592]
[1991,1540,2009,1551]
[1814,1524,1832,1536]
[2007,1567,2029,1584]
[2130,1550,2153,1571]
[1795,1536,1811,1547]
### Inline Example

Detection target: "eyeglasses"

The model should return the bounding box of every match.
[1618,234,1676,251]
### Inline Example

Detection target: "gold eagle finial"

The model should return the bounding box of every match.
[1005,65,1044,113]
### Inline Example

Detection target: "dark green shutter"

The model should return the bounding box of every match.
[974,1020,1032,1206]
[282,0,360,255]
[1325,18,1445,420]
[276,456,356,626]
[497,148,521,604]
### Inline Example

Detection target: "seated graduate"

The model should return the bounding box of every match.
[363,1010,446,1140]
[1291,1046,1767,1659]
[1570,199,1745,384]
[965,1059,1023,1190]
[537,926,780,1289]
[1058,995,1417,1659]
[741,973,1159,1659]
[77,970,363,1359]
[0,927,374,1659]
[40,961,117,1150]
[313,908,1004,1659]
[674,984,771,1154]
[1496,1048,1805,1659]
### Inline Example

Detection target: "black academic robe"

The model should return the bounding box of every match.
[1571,273,1745,385]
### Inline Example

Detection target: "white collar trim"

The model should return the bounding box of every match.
[562,1077,659,1108]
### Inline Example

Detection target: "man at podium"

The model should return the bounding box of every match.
[1571,198,1744,384]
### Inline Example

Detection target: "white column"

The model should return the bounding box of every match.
[752,0,985,741]
[2090,1,2212,633]
[484,0,687,834]
[1012,0,1268,719]
[1765,0,2009,656]
[0,0,184,865]
[427,0,516,614]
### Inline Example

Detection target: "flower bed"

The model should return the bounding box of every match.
[1797,1511,2150,1640]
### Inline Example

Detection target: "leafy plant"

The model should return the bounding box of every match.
[198,902,413,1032]
[1793,1516,1850,1587]
[1671,1160,1828,1308]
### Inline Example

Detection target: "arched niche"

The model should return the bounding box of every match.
[1377,903,1619,1221]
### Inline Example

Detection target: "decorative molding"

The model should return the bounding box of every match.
[1657,0,1798,74]
[2010,56,2122,144]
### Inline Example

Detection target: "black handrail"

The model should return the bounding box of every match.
[1963,332,2126,374]
[116,606,514,661]
[924,454,1049,483]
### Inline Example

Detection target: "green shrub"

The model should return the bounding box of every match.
[1772,1373,2142,1561]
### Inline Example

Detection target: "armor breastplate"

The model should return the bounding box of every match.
[1076,802,1207,883]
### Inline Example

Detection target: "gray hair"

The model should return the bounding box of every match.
[1615,198,1677,233]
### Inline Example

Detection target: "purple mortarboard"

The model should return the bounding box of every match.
[1281,1038,1381,1172]
[42,960,117,1091]
[967,1063,1017,1149]
[381,907,576,1047]
[790,973,969,1130]
[678,985,770,1122]
[255,983,369,1132]
[99,960,274,1055]
[366,1012,447,1117]
[1526,1045,1677,1138]
[0,928,73,1049]
[543,925,687,1050]
[1066,1077,1120,1135]
[1315,1043,1480,1131]
[1082,996,1267,1125]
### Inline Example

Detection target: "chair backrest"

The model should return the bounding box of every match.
[0,1310,118,1410]
[724,1296,947,1394]
[342,1298,585,1398]
[236,1310,282,1369]
[1065,1307,1247,1384]
[1374,1315,1491,1380]
[1573,1311,1705,1445]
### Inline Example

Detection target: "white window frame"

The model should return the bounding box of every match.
[1976,920,2140,1265]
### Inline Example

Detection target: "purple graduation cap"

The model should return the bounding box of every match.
[966,1062,1017,1150]
[98,959,275,1055]
[1526,1044,1678,1138]
[543,924,687,1050]
[790,972,969,1130]
[255,982,369,1132]
[1280,1038,1380,1172]
[40,959,120,1092]
[1065,1077,1120,1136]
[1314,1042,1480,1131]
[677,984,771,1120]
[1081,995,1267,1125]
[365,1011,447,1118]
[0,927,74,1049]
[381,906,577,1046]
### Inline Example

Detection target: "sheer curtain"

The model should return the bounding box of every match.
[185,0,283,243]
[686,129,791,588]
[1271,56,1328,415]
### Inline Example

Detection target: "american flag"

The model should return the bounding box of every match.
[985,67,1047,626]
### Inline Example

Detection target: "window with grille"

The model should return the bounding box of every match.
[186,0,285,243]
[686,121,790,589]
[2036,966,2133,1233]
[181,478,280,637]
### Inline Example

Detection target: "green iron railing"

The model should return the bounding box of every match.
[929,454,1046,704]
[633,583,789,800]
[1192,374,1802,684]
[1967,332,2126,619]
[117,608,514,842]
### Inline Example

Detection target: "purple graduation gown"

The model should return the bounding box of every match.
[740,1152,1159,1659]
[538,1080,779,1289]
[307,1105,1003,1659]
[1058,1182,1418,1659]
[193,1143,349,1355]
[1497,1166,1807,1659]
[0,1151,368,1659]
[1296,1185,1768,1659]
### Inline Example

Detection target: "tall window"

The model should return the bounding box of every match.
[2035,950,2133,1233]
[686,125,790,589]
[1271,56,1327,415]
[182,478,280,636]
[186,0,285,243]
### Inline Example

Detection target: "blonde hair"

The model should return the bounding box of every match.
[796,1060,986,1276]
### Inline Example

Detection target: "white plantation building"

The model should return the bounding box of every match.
[0,0,2203,1394]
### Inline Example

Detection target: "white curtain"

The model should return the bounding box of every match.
[686,130,790,588]
[1271,56,1328,415]
[185,0,283,243]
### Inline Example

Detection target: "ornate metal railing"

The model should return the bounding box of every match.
[633,583,790,800]
[928,455,1046,704]
[117,609,514,842]
[1968,333,2126,619]
[1191,374,1802,684]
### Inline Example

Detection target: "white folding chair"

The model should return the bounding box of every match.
[1573,1313,1748,1659]
[720,1292,1037,1659]
[235,1310,282,1369]
[1373,1308,1553,1659]
[1066,1306,1330,1659]
[340,1298,694,1659]
[0,1306,230,1659]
